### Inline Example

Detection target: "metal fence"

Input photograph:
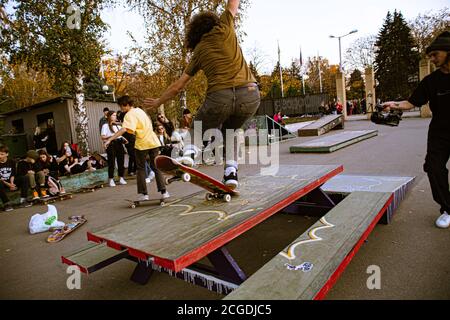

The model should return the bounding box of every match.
[257,93,329,117]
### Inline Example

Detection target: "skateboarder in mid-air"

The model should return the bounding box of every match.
[144,0,260,190]
[382,31,450,229]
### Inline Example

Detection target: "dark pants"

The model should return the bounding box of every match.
[193,84,261,165]
[135,148,165,195]
[0,181,10,204]
[106,140,125,179]
[70,161,89,175]
[15,176,30,198]
[424,130,450,214]
[124,132,136,174]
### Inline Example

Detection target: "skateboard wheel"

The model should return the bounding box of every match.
[131,204,136,209]
[182,173,191,182]
[165,177,171,185]
[205,193,214,201]
[160,201,165,206]
[224,194,232,202]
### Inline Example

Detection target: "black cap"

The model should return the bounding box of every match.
[426,31,450,54]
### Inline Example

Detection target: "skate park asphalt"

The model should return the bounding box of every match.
[0,117,448,300]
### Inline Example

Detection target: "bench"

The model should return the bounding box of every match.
[62,242,130,274]
[2,168,109,207]
[224,191,393,300]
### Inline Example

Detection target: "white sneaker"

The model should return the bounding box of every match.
[175,156,194,167]
[109,179,116,187]
[137,194,149,201]
[149,171,155,181]
[119,177,127,185]
[145,177,151,183]
[436,212,450,229]
[223,166,238,190]
[161,192,170,200]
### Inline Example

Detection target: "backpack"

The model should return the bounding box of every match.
[47,176,63,196]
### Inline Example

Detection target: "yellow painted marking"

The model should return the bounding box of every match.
[279,217,335,260]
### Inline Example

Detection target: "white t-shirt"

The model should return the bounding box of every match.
[101,123,121,138]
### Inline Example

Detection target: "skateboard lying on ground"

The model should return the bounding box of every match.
[125,198,174,208]
[47,215,87,243]
[155,155,239,203]
[81,182,105,192]
[33,193,73,205]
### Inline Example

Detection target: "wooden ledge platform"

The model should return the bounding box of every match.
[290,130,378,153]
[298,115,344,137]
[224,191,393,300]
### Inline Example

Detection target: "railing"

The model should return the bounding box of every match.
[243,115,297,145]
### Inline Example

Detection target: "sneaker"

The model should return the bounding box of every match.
[161,191,170,200]
[40,189,50,198]
[436,212,450,229]
[145,177,151,184]
[119,177,127,185]
[137,194,149,201]
[176,156,195,167]
[32,190,40,200]
[60,187,66,194]
[223,166,238,190]
[19,198,32,208]
[109,179,116,187]
[3,205,13,212]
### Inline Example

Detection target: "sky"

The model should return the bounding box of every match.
[102,0,449,74]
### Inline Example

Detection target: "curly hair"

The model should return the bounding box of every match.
[185,12,221,51]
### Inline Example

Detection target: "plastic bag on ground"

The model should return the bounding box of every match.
[29,205,65,234]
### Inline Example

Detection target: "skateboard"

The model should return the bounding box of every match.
[81,182,105,192]
[125,198,173,208]
[155,155,239,203]
[33,193,73,205]
[47,215,87,243]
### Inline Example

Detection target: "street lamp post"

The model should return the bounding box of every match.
[329,29,358,72]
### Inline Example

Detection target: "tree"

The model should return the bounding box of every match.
[409,7,450,56]
[246,42,270,74]
[343,35,376,72]
[126,0,250,118]
[374,11,420,101]
[305,56,338,95]
[0,62,57,113]
[346,69,365,100]
[0,0,109,155]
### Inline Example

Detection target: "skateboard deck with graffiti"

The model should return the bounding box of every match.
[155,155,239,202]
[47,215,87,243]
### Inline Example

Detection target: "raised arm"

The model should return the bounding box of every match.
[382,100,415,111]
[227,0,240,17]
[143,72,191,110]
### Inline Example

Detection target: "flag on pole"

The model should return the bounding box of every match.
[278,40,284,98]
[299,46,303,68]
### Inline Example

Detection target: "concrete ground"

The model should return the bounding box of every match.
[0,117,448,300]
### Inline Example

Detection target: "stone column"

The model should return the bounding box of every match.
[364,67,376,119]
[335,71,347,119]
[419,58,432,118]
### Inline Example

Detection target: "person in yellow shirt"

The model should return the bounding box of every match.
[143,0,260,190]
[104,95,169,201]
